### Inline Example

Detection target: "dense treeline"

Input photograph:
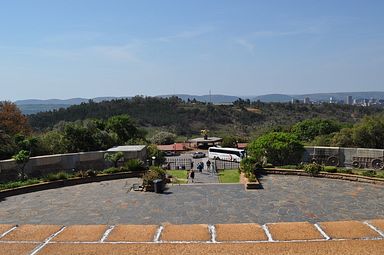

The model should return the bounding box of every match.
[29,96,383,137]
[2,97,384,162]
[28,96,264,136]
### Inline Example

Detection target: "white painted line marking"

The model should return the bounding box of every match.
[0,225,17,239]
[314,223,330,240]
[0,241,40,244]
[262,224,274,242]
[100,225,115,243]
[364,221,384,238]
[29,226,66,255]
[153,226,164,243]
[208,225,217,243]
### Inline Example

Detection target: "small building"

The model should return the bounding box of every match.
[107,145,147,161]
[157,143,189,152]
[188,137,222,149]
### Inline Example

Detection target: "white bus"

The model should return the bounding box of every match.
[208,147,245,162]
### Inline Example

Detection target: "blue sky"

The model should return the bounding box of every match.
[1,0,383,100]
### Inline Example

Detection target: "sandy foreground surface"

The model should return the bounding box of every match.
[20,240,384,255]
[0,220,383,255]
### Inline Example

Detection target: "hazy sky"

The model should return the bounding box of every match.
[1,0,384,100]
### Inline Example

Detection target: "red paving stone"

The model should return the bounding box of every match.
[0,225,14,237]
[0,224,62,241]
[319,220,381,239]
[161,224,211,241]
[369,219,384,234]
[215,224,267,241]
[106,225,158,242]
[267,222,324,241]
[0,243,38,255]
[1,220,383,254]
[52,225,108,242]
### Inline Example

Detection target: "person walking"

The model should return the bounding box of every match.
[206,160,211,171]
[190,169,195,183]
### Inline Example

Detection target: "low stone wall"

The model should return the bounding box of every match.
[0,151,107,182]
[262,168,384,185]
[0,148,147,182]
[0,171,145,198]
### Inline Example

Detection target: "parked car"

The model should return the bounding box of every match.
[192,151,206,158]
[164,151,180,157]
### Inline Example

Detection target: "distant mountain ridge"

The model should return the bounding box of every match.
[14,91,384,114]
[15,97,129,105]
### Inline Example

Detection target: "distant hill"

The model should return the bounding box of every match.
[17,104,72,115]
[251,94,294,102]
[15,97,129,105]
[251,91,384,102]
[293,92,384,102]
[159,94,240,103]
[15,92,384,114]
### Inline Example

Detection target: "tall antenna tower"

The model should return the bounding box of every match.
[209,90,212,103]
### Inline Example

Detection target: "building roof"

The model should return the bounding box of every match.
[157,143,188,151]
[188,137,222,143]
[107,145,146,152]
[237,143,248,149]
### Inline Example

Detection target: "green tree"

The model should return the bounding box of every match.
[247,132,304,166]
[12,150,30,180]
[292,118,341,142]
[351,115,384,148]
[331,114,384,149]
[331,128,354,147]
[221,136,240,148]
[150,131,176,145]
[146,144,165,165]
[106,115,139,144]
[0,130,16,160]
[63,123,98,152]
[104,151,124,167]
[38,130,69,155]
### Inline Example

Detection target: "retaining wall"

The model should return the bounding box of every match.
[0,148,146,182]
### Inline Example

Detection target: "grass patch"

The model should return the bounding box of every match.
[218,169,240,183]
[0,179,41,191]
[166,170,188,184]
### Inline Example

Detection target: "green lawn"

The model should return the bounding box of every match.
[218,169,240,183]
[166,170,188,184]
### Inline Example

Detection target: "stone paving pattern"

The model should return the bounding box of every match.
[0,221,384,255]
[1,175,383,225]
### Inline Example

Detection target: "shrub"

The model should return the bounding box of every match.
[43,171,71,181]
[0,179,40,191]
[124,159,145,171]
[142,167,166,187]
[247,132,304,166]
[361,170,376,177]
[337,168,353,174]
[86,169,97,177]
[323,166,337,173]
[240,157,257,173]
[279,165,298,169]
[102,167,121,174]
[244,171,256,182]
[303,163,323,176]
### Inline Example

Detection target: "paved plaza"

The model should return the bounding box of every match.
[0,174,383,225]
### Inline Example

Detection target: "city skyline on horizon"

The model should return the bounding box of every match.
[1,0,384,101]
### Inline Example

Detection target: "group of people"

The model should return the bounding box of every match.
[187,159,217,183]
